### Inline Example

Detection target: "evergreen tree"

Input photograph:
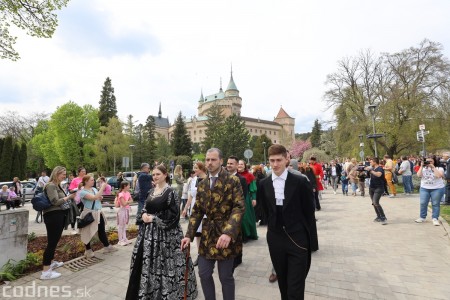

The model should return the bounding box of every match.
[0,138,3,159]
[171,112,192,157]
[202,103,225,151]
[11,144,20,178]
[98,77,118,126]
[252,134,272,164]
[19,143,28,179]
[143,115,157,163]
[155,133,172,162]
[0,136,13,180]
[217,114,250,160]
[310,119,322,148]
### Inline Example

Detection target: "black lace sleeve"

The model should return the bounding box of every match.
[152,189,180,230]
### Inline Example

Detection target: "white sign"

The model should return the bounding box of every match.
[419,124,425,130]
[122,157,129,167]
[244,149,253,159]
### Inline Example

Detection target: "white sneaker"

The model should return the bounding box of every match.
[40,270,61,280]
[333,191,337,195]
[388,195,396,198]
[103,245,117,253]
[71,229,78,235]
[415,218,425,223]
[50,261,64,269]
[117,241,127,246]
[84,249,95,258]
[432,218,440,226]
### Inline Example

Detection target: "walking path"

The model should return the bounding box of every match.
[3,190,450,299]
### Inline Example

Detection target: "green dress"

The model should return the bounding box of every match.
[241,179,258,240]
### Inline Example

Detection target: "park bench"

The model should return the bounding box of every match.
[101,194,138,208]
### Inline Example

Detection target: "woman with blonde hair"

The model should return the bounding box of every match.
[41,166,76,280]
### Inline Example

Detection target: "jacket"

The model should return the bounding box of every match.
[257,171,318,255]
[186,169,245,260]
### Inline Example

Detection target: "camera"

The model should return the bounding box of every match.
[69,188,78,194]
[357,166,366,172]
[423,159,430,165]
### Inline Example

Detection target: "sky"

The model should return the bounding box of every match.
[1,0,450,133]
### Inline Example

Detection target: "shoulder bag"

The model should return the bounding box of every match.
[77,192,96,228]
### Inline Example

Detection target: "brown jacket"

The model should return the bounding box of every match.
[185,169,245,260]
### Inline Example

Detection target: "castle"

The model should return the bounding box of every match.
[152,70,295,147]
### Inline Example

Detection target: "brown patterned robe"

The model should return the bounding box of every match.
[185,169,245,260]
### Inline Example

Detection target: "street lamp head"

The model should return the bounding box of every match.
[368,104,378,116]
[262,141,266,146]
[129,144,135,149]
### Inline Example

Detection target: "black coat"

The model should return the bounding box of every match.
[257,171,318,266]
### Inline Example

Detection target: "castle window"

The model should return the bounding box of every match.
[250,129,252,132]
[260,130,262,133]
[265,130,267,134]
[199,130,202,134]
[274,132,277,136]
[194,137,197,141]
[194,130,196,135]
[274,140,276,143]
[269,131,271,135]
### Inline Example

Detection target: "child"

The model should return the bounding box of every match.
[341,171,349,196]
[115,182,133,246]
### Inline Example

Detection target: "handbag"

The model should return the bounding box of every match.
[77,195,96,229]
[31,187,51,211]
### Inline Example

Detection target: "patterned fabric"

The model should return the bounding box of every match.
[126,187,197,300]
[186,169,245,260]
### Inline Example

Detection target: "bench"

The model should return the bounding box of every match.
[101,194,138,208]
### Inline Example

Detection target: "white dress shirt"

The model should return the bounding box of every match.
[272,169,288,206]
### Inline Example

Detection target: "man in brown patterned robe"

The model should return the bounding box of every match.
[181,148,245,300]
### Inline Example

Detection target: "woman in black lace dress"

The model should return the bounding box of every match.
[126,164,197,299]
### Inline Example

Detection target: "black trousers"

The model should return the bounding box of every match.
[85,214,109,250]
[314,190,321,210]
[43,210,66,266]
[267,230,309,300]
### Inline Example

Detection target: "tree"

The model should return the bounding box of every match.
[142,115,156,163]
[171,112,192,157]
[155,133,172,163]
[19,143,27,179]
[93,117,128,174]
[290,140,312,160]
[302,148,331,163]
[324,40,450,157]
[98,77,118,127]
[310,119,322,148]
[217,114,250,161]
[251,134,272,164]
[1,0,69,61]
[0,136,13,180]
[11,143,20,178]
[0,111,48,143]
[202,102,225,151]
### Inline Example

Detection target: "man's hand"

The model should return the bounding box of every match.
[252,200,256,207]
[216,234,231,249]
[181,209,187,218]
[181,237,191,250]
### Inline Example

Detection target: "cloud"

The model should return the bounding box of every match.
[54,0,161,57]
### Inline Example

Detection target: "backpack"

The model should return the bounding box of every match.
[31,187,51,211]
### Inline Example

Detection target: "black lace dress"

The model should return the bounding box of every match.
[126,186,197,299]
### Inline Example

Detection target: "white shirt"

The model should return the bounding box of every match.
[272,169,288,206]
[38,176,49,187]
[420,167,445,189]
[331,166,337,176]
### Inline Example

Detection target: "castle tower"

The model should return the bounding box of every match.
[274,106,295,146]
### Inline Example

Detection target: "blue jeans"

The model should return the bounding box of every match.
[402,175,413,193]
[342,182,348,194]
[351,182,358,193]
[419,187,444,219]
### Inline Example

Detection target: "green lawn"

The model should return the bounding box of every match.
[441,205,450,223]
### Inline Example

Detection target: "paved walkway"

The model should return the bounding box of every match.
[3,190,450,299]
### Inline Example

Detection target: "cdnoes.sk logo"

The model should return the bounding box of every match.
[1,281,91,298]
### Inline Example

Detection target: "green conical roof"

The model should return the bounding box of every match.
[226,72,238,91]
[198,90,204,102]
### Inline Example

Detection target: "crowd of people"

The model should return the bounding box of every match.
[12,147,448,299]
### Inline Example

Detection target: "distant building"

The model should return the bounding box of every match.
[161,69,295,147]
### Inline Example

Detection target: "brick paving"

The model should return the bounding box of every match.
[3,190,450,299]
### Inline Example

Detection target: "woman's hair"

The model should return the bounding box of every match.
[49,166,67,184]
[78,175,93,189]
[1,185,8,191]
[77,166,86,174]
[194,161,206,173]
[13,177,19,181]
[99,176,107,183]
[174,165,182,176]
[154,164,170,184]
[239,160,248,171]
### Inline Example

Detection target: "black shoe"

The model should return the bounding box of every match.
[373,217,381,222]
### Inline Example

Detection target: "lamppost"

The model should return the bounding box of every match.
[129,144,135,171]
[358,134,364,162]
[367,104,384,158]
[262,141,267,165]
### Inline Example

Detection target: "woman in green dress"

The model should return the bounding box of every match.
[238,160,258,241]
